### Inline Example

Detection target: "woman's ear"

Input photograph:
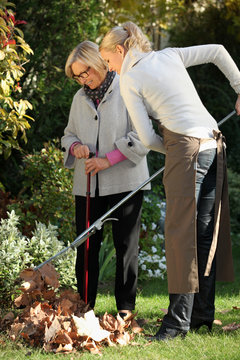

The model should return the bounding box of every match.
[116,44,125,55]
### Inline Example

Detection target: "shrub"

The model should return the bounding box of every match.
[7,139,75,244]
[0,0,33,160]
[0,210,76,304]
[138,186,166,281]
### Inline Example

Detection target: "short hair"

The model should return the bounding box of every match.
[65,40,107,78]
[100,21,152,53]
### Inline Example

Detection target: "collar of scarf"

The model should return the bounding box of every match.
[84,71,116,107]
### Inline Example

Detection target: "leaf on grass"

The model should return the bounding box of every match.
[232,306,240,310]
[72,311,111,342]
[222,322,240,331]
[130,319,143,334]
[82,339,103,355]
[112,330,133,346]
[55,343,73,353]
[218,309,232,314]
[213,319,222,326]
[160,308,168,314]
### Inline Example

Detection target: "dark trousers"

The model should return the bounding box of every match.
[75,190,143,310]
[163,148,217,330]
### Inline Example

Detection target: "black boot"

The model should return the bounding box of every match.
[150,324,187,341]
[190,319,213,332]
[150,293,194,341]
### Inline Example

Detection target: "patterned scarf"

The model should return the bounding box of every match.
[84,71,115,107]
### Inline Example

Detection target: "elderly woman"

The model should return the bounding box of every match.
[100,22,240,340]
[61,40,150,317]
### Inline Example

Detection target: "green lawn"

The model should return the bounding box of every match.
[1,244,240,360]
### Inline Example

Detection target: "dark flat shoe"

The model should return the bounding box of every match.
[149,325,187,341]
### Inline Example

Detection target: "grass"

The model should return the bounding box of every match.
[0,243,240,360]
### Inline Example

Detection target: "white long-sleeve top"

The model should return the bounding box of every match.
[120,44,240,153]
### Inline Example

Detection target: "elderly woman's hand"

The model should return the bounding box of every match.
[73,144,90,159]
[85,157,111,176]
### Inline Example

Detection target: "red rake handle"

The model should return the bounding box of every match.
[83,151,95,304]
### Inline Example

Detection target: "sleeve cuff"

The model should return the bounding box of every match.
[106,149,127,166]
[70,141,81,156]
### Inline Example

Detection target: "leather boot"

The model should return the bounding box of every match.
[150,323,187,341]
[150,293,194,341]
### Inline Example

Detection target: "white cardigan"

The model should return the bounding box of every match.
[120,45,240,153]
[61,75,150,197]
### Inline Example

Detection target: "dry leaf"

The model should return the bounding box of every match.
[1,312,15,324]
[72,311,111,342]
[38,263,60,289]
[44,316,61,343]
[5,264,139,355]
[160,308,168,314]
[213,319,222,326]
[130,319,143,334]
[218,309,232,314]
[113,330,133,346]
[222,322,240,331]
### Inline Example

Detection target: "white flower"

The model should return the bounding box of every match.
[151,246,157,254]
[154,269,161,277]
[152,234,158,242]
[151,222,157,230]
[148,269,153,277]
[141,223,147,231]
[141,264,146,271]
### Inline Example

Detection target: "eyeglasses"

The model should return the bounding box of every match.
[72,66,91,81]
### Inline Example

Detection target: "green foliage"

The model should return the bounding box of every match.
[7,139,75,245]
[0,0,33,159]
[0,210,76,303]
[168,0,240,172]
[15,0,103,150]
[99,228,116,282]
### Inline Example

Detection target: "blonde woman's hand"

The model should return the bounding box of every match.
[85,157,111,176]
[73,144,90,159]
[235,94,240,116]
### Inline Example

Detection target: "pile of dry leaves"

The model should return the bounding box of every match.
[0,263,143,355]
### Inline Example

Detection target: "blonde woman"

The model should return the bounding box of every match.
[100,22,240,340]
[61,40,150,316]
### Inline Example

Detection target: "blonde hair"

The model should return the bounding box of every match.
[65,40,107,78]
[100,21,152,53]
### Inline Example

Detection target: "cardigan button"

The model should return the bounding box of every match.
[128,141,133,147]
[62,147,66,152]
[95,115,98,120]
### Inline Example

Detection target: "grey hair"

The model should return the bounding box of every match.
[99,21,152,53]
[65,40,107,78]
